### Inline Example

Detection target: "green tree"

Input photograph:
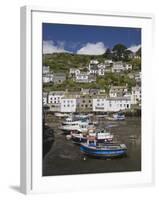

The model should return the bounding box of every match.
[136,47,141,57]
[103,48,112,59]
[112,44,127,61]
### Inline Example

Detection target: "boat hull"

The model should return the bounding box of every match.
[80,144,127,158]
[107,117,125,121]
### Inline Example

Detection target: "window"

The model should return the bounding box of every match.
[120,104,122,107]
[83,100,85,103]
[90,104,92,107]
[127,104,129,108]
[67,104,70,107]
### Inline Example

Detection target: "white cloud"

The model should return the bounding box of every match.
[43,40,70,54]
[127,44,141,53]
[77,42,106,55]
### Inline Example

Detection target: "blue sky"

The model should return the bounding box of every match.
[43,23,141,55]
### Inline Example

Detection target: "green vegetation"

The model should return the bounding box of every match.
[43,43,141,92]
[128,58,141,71]
[43,72,136,93]
[43,53,105,73]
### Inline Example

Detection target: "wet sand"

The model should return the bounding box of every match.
[43,116,141,176]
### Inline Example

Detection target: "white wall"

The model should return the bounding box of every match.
[60,99,76,112]
[0,0,158,199]
[48,94,64,104]
[93,98,131,112]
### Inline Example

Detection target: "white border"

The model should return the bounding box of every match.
[20,6,154,194]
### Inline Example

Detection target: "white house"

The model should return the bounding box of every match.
[93,96,106,112]
[134,72,141,82]
[48,91,65,104]
[75,72,96,83]
[88,64,98,75]
[112,61,125,73]
[75,72,89,83]
[90,59,99,65]
[97,64,106,76]
[69,68,80,76]
[80,88,90,95]
[109,86,128,97]
[43,74,54,83]
[43,92,48,105]
[105,59,113,65]
[98,68,105,76]
[107,97,131,112]
[93,96,131,112]
[125,63,133,70]
[131,86,141,104]
[60,96,77,112]
[43,65,50,74]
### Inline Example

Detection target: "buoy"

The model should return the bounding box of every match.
[83,156,87,161]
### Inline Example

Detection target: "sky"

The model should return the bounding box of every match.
[42,23,141,55]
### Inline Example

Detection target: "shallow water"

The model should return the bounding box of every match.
[43,116,141,176]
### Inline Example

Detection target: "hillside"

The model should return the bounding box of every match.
[43,53,105,73]
[43,52,141,93]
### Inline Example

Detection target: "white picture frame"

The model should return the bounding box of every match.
[20,6,154,194]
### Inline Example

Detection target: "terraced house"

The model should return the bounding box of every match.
[109,86,128,97]
[93,96,131,112]
[77,95,93,112]
[60,96,77,113]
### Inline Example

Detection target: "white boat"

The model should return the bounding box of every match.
[54,112,69,117]
[59,116,93,133]
[89,129,114,142]
[74,114,90,121]
[107,112,125,121]
[71,129,113,144]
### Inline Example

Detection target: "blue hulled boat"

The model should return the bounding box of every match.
[80,141,127,158]
[107,112,125,121]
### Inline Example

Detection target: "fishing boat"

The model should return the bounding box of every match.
[59,116,93,134]
[54,112,69,117]
[107,112,125,121]
[74,114,90,120]
[59,113,96,133]
[80,140,127,158]
[71,129,113,144]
